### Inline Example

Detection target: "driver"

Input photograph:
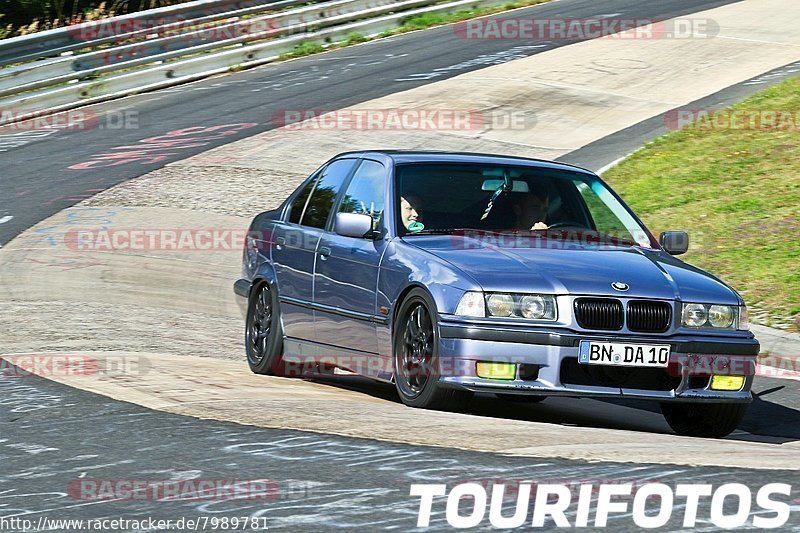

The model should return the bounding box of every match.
[513,190,549,230]
[400,196,423,231]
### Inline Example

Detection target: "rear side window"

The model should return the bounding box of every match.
[288,159,357,228]
[288,177,316,224]
[338,160,386,230]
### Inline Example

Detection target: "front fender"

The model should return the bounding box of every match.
[378,239,482,322]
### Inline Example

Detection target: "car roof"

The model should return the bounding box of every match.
[333,150,596,175]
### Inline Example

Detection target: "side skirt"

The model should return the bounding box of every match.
[282,337,393,382]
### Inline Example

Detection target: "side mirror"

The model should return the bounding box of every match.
[660,231,689,255]
[334,212,374,238]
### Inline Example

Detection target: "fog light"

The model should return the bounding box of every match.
[710,375,745,391]
[476,362,516,380]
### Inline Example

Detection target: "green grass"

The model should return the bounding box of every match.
[279,0,551,59]
[392,0,550,34]
[278,40,325,60]
[604,76,800,331]
[344,32,368,45]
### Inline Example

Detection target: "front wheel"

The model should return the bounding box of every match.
[660,402,747,438]
[393,289,472,411]
[245,282,285,375]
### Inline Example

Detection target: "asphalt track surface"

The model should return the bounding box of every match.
[0,0,747,246]
[2,368,799,532]
[3,0,800,529]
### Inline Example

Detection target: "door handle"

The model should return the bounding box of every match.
[275,236,285,249]
[319,246,331,258]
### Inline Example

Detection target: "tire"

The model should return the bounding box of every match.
[393,288,472,411]
[495,393,546,403]
[660,402,748,438]
[245,282,285,375]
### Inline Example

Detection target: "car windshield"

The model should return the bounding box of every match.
[395,163,656,248]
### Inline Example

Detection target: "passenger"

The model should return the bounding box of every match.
[513,190,549,230]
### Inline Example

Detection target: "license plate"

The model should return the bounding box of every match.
[578,340,670,368]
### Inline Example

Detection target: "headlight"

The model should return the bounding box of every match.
[708,305,734,328]
[486,294,514,317]
[455,291,485,317]
[455,292,558,320]
[682,303,738,329]
[519,295,556,320]
[682,303,708,327]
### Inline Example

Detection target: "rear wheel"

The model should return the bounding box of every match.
[393,289,472,410]
[660,402,747,438]
[245,282,285,375]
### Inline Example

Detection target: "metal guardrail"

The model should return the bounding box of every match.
[0,0,301,66]
[0,0,499,125]
[0,0,389,97]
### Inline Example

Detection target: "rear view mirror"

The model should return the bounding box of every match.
[660,231,689,255]
[335,212,373,238]
[481,179,529,193]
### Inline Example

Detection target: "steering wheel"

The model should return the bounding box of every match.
[545,221,587,229]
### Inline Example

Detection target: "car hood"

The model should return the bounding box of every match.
[403,235,740,304]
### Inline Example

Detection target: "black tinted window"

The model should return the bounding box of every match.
[338,160,386,230]
[290,159,356,228]
[288,177,316,224]
[394,163,653,246]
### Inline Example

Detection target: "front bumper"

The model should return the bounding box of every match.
[437,319,759,403]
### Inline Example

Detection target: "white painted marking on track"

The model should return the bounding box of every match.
[596,154,632,175]
[0,216,12,225]
[0,129,58,152]
[744,61,800,86]
[395,45,547,82]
